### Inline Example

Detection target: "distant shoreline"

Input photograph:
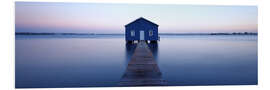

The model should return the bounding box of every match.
[15,32,258,35]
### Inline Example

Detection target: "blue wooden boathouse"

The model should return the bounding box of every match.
[125,17,159,43]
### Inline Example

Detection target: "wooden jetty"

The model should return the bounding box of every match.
[119,41,166,86]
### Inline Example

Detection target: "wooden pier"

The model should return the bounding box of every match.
[119,41,166,86]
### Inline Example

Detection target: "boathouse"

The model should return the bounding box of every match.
[125,17,159,43]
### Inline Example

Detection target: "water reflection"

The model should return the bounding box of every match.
[15,35,257,87]
[147,42,159,62]
[124,42,137,66]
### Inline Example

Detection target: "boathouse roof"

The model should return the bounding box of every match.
[125,17,159,27]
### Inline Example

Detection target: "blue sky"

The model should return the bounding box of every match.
[15,2,257,33]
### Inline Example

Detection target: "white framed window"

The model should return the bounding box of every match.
[131,30,135,36]
[149,30,153,36]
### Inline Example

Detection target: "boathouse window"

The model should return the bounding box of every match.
[149,30,153,36]
[131,30,135,36]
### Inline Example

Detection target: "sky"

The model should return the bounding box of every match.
[15,2,258,33]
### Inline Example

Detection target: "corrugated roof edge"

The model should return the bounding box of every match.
[125,17,159,27]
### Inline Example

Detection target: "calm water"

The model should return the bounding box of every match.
[15,35,257,88]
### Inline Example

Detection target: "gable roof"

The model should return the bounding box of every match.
[125,17,159,27]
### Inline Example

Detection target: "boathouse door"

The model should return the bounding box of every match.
[140,31,144,40]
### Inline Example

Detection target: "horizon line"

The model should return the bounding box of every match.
[15,32,258,35]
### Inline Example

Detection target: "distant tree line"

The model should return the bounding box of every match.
[15,32,96,35]
[210,32,257,35]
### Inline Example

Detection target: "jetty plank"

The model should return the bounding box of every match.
[119,41,165,86]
